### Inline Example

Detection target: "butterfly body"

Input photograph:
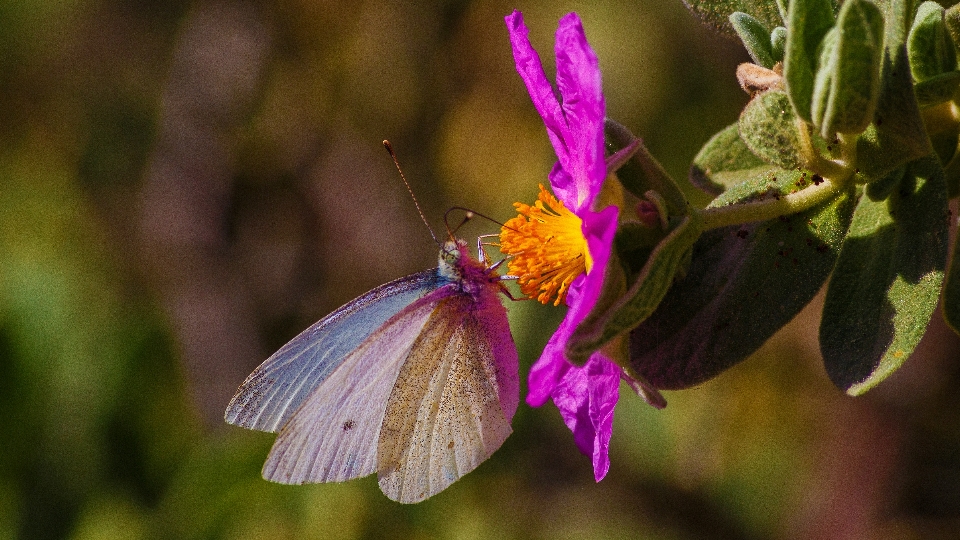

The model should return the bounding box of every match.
[225,239,518,503]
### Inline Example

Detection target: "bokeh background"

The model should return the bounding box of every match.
[2,0,960,538]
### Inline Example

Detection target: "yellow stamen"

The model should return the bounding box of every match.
[499,184,591,306]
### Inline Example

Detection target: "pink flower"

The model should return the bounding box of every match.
[500,10,627,481]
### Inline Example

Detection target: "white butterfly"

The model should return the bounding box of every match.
[225,239,518,503]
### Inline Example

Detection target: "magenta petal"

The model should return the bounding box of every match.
[525,273,585,407]
[547,162,577,213]
[586,357,620,481]
[550,362,592,454]
[554,12,606,211]
[526,331,570,407]
[509,10,624,483]
[505,11,570,167]
[564,205,618,329]
[551,354,621,481]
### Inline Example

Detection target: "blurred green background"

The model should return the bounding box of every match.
[2,0,960,538]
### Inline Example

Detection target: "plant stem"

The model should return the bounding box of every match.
[698,124,859,231]
[698,172,850,230]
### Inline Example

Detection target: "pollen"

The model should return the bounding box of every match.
[499,184,591,306]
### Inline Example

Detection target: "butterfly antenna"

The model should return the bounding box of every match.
[444,207,474,238]
[383,140,440,247]
[444,206,510,235]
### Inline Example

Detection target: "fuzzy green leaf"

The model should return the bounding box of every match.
[605,119,689,216]
[682,0,785,37]
[784,0,837,122]
[770,26,788,62]
[945,216,960,337]
[567,214,705,364]
[810,0,884,137]
[856,0,931,181]
[914,70,960,106]
[864,165,906,201]
[820,156,949,395]
[731,12,777,67]
[629,169,857,389]
[908,1,958,82]
[739,90,805,169]
[691,123,777,195]
[944,3,960,54]
[944,137,960,198]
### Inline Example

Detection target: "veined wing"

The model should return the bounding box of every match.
[260,288,452,484]
[225,270,442,433]
[377,290,518,503]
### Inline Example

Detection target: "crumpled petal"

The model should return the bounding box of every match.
[551,354,621,482]
[508,10,606,213]
[507,9,624,482]
[506,11,569,168]
[554,12,605,211]
[526,316,574,407]
[525,203,618,481]
[526,273,586,408]
[547,162,578,220]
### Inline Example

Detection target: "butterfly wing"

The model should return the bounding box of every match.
[225,270,442,433]
[377,288,518,503]
[260,287,452,483]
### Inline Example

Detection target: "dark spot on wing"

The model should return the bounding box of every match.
[342,420,356,431]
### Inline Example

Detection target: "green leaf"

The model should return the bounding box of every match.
[945,216,960,336]
[784,0,837,122]
[691,123,777,195]
[682,0,785,37]
[868,0,916,15]
[943,137,960,197]
[855,0,931,181]
[567,214,705,364]
[908,1,958,82]
[770,26,788,62]
[914,70,960,106]
[605,119,689,216]
[629,169,858,389]
[739,89,805,169]
[944,3,960,54]
[731,12,776,67]
[930,118,960,164]
[810,0,884,137]
[864,165,906,200]
[820,156,949,395]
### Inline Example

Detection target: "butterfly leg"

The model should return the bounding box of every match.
[497,279,531,302]
[476,234,500,265]
[476,234,517,273]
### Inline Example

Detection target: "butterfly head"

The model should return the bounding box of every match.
[438,239,500,296]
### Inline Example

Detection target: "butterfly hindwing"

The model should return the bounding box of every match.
[225,270,442,433]
[225,238,520,503]
[260,288,451,484]
[377,288,518,503]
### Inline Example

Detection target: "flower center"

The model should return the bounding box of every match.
[499,184,592,306]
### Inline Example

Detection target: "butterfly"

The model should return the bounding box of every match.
[224,237,519,503]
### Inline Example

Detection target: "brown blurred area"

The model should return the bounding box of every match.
[2,0,960,538]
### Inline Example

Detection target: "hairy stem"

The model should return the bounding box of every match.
[698,175,847,230]
[699,124,858,231]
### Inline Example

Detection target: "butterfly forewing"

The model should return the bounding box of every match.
[377,291,517,503]
[225,270,442,433]
[225,238,520,503]
[260,290,447,484]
